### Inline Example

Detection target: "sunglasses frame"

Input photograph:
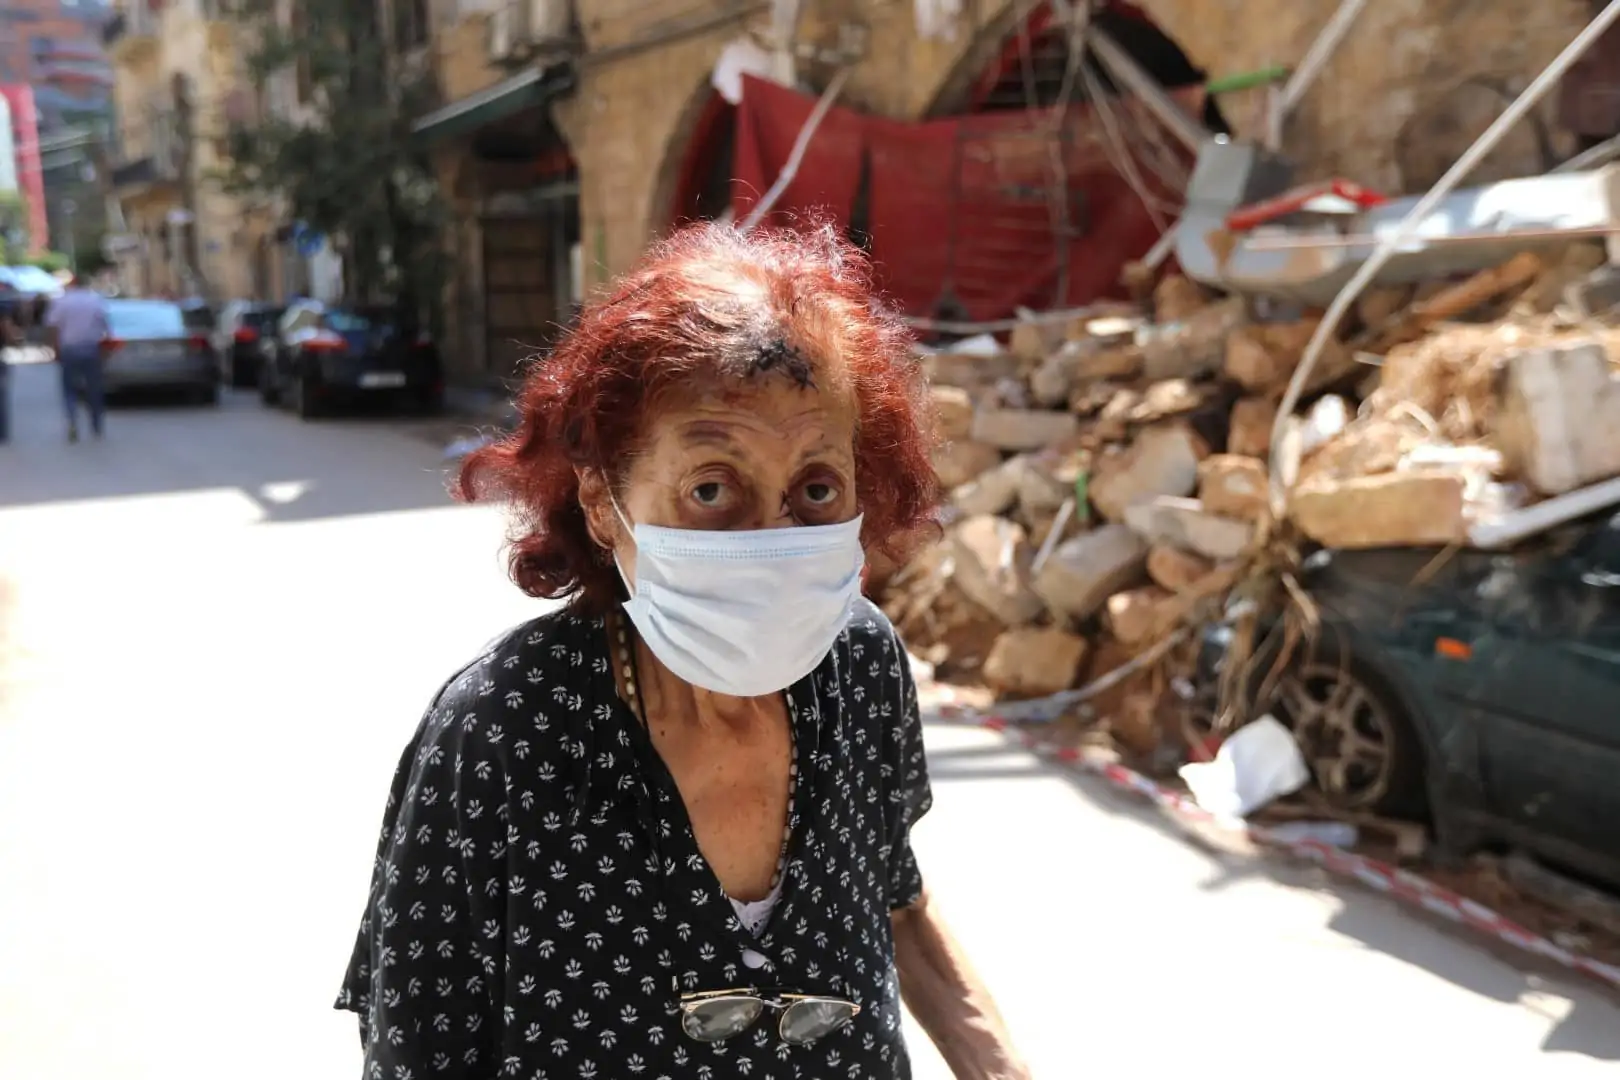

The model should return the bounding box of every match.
[677,986,862,1045]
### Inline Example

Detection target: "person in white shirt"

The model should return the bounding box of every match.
[43,276,110,442]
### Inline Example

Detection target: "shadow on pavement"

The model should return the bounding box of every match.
[921,712,1620,1064]
[1,360,491,524]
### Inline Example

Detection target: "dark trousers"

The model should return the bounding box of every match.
[59,345,105,435]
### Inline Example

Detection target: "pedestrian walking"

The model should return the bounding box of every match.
[43,275,110,442]
[336,222,1032,1080]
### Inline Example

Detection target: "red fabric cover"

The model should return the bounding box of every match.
[730,74,1202,323]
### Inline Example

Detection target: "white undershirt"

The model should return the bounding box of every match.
[728,877,784,937]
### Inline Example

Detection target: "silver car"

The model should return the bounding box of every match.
[100,299,219,404]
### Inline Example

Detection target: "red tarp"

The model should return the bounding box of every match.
[731,74,1203,324]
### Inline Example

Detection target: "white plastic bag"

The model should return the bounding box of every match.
[1179,715,1310,821]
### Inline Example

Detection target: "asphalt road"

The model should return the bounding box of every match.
[3,357,1619,1079]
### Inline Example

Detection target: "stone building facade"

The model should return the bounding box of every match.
[415,0,1597,384]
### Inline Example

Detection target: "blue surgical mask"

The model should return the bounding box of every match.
[612,503,866,698]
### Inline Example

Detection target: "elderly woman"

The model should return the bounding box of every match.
[336,223,1030,1079]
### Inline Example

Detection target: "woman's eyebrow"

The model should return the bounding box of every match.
[676,423,742,449]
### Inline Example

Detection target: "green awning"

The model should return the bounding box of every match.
[412,66,574,144]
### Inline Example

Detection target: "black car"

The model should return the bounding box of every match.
[260,300,443,419]
[212,300,286,389]
[1192,508,1620,889]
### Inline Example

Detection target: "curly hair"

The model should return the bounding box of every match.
[458,220,943,614]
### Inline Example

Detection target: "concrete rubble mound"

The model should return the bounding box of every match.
[878,241,1620,758]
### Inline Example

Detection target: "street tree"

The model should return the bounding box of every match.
[222,0,448,330]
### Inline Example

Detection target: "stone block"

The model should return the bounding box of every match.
[983,627,1090,698]
[1124,496,1255,561]
[1146,544,1214,592]
[951,455,1024,516]
[948,515,1045,625]
[1288,471,1467,549]
[1153,274,1209,323]
[971,408,1080,452]
[1490,341,1620,496]
[1104,586,1174,648]
[1139,296,1247,381]
[1089,424,1201,522]
[1197,454,1270,520]
[1033,524,1149,619]
[1228,397,1277,458]
[931,385,975,441]
[933,440,1003,490]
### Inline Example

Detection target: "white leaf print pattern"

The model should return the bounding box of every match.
[337,602,930,1080]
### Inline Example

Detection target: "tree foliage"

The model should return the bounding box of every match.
[223,0,448,325]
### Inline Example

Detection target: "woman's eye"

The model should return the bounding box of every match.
[802,482,838,506]
[692,482,726,506]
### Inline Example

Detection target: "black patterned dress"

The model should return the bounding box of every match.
[336,599,934,1080]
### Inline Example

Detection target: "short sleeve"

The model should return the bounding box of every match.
[335,675,510,1077]
[881,618,933,910]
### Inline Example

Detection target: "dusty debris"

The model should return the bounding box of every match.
[983,627,1089,698]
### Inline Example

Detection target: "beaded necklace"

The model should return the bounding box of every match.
[611,612,796,893]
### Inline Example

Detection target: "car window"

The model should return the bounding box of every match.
[244,308,285,330]
[108,302,186,338]
[322,310,379,333]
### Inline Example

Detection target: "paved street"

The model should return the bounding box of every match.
[3,356,1620,1079]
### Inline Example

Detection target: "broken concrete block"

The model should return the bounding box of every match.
[971,408,1080,452]
[1153,274,1209,323]
[1017,452,1079,515]
[1104,586,1174,648]
[1288,471,1467,549]
[1146,544,1214,593]
[1138,296,1247,381]
[1009,319,1058,364]
[1225,319,1355,394]
[932,440,1003,490]
[1107,691,1165,756]
[1197,454,1269,520]
[1228,397,1278,459]
[948,515,1046,625]
[952,455,1025,516]
[923,349,1021,388]
[1077,342,1145,380]
[983,627,1089,698]
[1032,524,1149,619]
[931,385,975,441]
[1089,424,1201,522]
[1564,265,1620,320]
[1124,496,1255,561]
[1491,340,1620,496]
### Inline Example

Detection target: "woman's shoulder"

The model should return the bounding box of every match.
[838,596,904,657]
[411,608,605,756]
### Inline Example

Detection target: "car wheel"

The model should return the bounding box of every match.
[1267,656,1428,819]
[230,355,254,390]
[258,363,280,406]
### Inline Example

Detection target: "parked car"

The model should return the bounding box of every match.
[100,298,219,404]
[1191,508,1620,889]
[260,299,443,419]
[212,300,285,389]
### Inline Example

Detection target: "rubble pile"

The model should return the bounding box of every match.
[882,241,1620,756]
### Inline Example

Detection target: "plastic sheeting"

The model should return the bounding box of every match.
[730,74,1202,323]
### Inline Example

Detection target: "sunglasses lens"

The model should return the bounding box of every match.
[780,998,859,1045]
[681,997,764,1042]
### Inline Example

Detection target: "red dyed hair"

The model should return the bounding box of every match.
[458,220,942,613]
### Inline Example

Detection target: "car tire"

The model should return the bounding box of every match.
[292,375,323,420]
[230,355,255,390]
[258,363,280,406]
[1259,637,1429,820]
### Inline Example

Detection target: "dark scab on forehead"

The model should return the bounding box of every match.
[748,335,815,390]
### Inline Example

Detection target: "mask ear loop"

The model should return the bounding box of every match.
[606,491,637,596]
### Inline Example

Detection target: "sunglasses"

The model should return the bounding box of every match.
[677,987,862,1045]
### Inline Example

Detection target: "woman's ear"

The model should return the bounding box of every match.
[575,466,616,550]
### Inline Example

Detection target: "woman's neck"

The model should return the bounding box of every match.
[619,614,777,736]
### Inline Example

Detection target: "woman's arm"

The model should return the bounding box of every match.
[893,888,1031,1080]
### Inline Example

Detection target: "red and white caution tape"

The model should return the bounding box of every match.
[920,683,1620,995]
